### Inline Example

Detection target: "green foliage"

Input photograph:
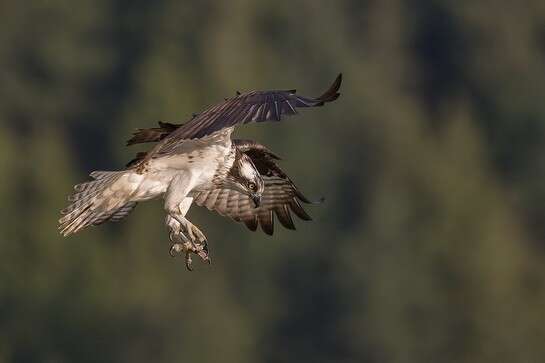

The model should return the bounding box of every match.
[1,1,545,362]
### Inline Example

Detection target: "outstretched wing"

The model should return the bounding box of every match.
[151,74,342,156]
[193,140,320,235]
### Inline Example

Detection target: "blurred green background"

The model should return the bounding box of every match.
[1,1,545,362]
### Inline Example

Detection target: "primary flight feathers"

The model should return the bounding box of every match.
[60,74,342,270]
[164,73,341,140]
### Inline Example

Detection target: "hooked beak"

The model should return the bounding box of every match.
[252,194,262,208]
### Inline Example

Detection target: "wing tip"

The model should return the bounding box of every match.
[126,128,145,146]
[316,73,342,103]
[260,211,275,235]
[296,189,325,205]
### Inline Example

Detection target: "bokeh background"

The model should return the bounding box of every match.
[1,1,545,362]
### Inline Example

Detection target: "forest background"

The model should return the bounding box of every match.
[1,1,545,362]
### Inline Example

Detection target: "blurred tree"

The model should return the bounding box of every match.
[1,0,545,363]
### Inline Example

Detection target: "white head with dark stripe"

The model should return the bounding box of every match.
[225,151,264,207]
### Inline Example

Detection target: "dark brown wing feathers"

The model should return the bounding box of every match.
[316,72,343,103]
[155,73,342,145]
[194,141,319,235]
[126,74,341,167]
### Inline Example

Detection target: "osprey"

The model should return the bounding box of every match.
[59,74,342,270]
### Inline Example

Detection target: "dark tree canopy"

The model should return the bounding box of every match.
[1,1,545,363]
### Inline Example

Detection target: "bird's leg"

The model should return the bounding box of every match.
[166,214,210,270]
[166,214,192,258]
[177,197,208,251]
[170,214,210,263]
[164,179,209,270]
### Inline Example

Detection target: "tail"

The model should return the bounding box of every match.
[59,171,138,236]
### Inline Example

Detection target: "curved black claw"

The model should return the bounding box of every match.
[195,239,211,264]
[185,253,193,271]
[169,237,210,270]
[169,243,183,257]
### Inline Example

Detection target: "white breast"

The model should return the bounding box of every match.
[133,130,233,201]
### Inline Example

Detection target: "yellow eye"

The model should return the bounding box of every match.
[249,182,256,191]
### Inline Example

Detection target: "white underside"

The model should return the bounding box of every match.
[113,130,233,214]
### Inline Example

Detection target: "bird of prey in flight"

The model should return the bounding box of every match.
[59,74,342,270]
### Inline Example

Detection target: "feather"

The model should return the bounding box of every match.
[144,74,341,157]
[259,210,274,236]
[193,141,318,235]
[275,205,296,230]
[243,216,258,231]
[289,199,312,221]
[109,202,138,222]
[59,171,135,236]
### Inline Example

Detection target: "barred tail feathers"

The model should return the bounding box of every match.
[59,171,138,236]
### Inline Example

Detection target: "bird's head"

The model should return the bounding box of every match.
[225,152,264,207]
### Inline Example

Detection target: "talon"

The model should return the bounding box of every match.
[185,252,193,271]
[200,240,211,264]
[196,249,211,264]
[169,243,183,257]
[166,214,210,270]
[190,240,210,263]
